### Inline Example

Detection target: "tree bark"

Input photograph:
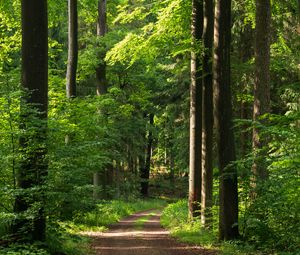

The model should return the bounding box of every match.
[66,0,78,98]
[252,0,271,185]
[170,147,175,189]
[189,0,203,219]
[201,0,214,228]
[214,0,239,240]
[239,23,253,158]
[14,0,48,242]
[298,0,300,20]
[96,0,107,95]
[141,114,154,197]
[93,0,108,197]
[93,172,100,199]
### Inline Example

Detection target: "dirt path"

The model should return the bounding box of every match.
[85,210,217,255]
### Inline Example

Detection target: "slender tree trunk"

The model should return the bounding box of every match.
[170,149,175,189]
[96,0,107,95]
[252,0,271,186]
[93,172,100,199]
[189,0,203,219]
[106,165,114,199]
[66,0,78,98]
[134,157,138,176]
[94,0,108,197]
[116,161,121,199]
[239,23,253,158]
[141,114,154,197]
[298,0,300,20]
[201,0,214,228]
[14,0,48,241]
[214,0,239,240]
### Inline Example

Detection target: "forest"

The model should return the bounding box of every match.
[0,0,299,254]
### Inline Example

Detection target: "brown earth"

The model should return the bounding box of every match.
[84,210,218,255]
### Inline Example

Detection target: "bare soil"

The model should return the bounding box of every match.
[84,209,218,255]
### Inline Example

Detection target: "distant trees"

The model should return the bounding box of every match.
[141,114,154,197]
[13,0,48,241]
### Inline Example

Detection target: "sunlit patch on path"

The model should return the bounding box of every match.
[83,210,217,255]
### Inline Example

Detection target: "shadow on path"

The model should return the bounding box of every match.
[84,210,217,255]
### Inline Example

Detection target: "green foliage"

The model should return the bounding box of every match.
[106,0,192,66]
[0,244,49,255]
[46,222,90,255]
[161,200,217,249]
[239,112,300,252]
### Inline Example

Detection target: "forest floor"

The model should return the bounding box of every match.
[83,209,218,255]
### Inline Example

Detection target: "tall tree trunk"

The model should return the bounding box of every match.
[115,161,121,199]
[93,0,108,198]
[214,0,239,240]
[170,154,175,188]
[66,0,78,98]
[141,114,154,197]
[239,23,253,158]
[298,0,300,20]
[96,0,107,95]
[14,0,48,241]
[252,0,271,186]
[189,0,203,219]
[201,0,214,228]
[93,172,100,199]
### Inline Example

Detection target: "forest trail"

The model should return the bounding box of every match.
[85,209,217,255]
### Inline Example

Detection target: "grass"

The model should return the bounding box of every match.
[161,200,217,249]
[161,200,300,255]
[72,198,166,231]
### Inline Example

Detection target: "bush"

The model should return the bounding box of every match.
[0,244,49,255]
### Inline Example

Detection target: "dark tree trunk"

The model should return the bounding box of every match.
[214,0,239,240]
[66,0,78,98]
[170,148,175,189]
[298,0,300,20]
[14,0,48,242]
[94,0,108,196]
[252,0,271,185]
[96,0,107,95]
[141,114,154,197]
[201,0,214,228]
[189,0,203,219]
[239,23,254,158]
[115,161,121,199]
[134,157,138,176]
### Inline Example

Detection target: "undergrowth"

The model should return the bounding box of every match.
[161,200,299,255]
